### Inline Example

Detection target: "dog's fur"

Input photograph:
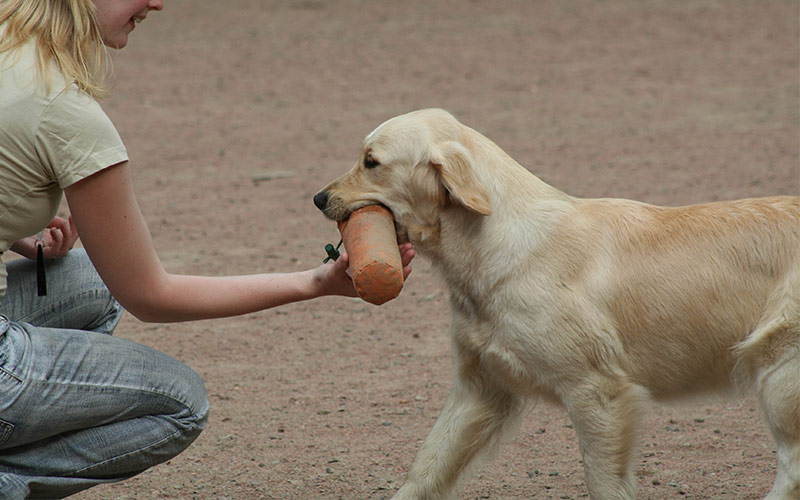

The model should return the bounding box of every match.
[314,109,800,499]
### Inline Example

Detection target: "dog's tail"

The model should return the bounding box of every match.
[732,271,800,392]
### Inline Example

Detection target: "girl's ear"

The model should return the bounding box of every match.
[430,141,491,215]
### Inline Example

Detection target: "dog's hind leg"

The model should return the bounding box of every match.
[561,375,647,500]
[755,336,800,500]
[736,283,800,500]
[392,369,524,500]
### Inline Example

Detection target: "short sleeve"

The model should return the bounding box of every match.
[35,84,129,188]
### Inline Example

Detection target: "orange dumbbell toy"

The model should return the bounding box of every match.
[336,205,404,305]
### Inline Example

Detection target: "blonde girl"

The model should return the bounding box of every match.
[0,1,415,498]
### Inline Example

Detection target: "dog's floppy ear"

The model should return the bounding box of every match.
[430,141,492,215]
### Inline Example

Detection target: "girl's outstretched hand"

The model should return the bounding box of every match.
[313,242,416,298]
[398,242,415,280]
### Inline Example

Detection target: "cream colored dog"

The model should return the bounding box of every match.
[313,109,800,500]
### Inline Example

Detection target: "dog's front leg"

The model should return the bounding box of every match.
[392,368,523,500]
[562,376,648,500]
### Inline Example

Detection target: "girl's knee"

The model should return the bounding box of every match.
[176,365,210,431]
[167,369,210,455]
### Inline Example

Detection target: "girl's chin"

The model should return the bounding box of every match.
[103,35,129,49]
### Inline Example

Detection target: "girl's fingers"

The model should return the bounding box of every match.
[47,228,65,257]
[46,216,79,256]
[400,246,415,267]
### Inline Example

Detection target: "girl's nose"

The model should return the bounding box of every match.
[148,0,164,11]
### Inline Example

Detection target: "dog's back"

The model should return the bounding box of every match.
[565,196,800,397]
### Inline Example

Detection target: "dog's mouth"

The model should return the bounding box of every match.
[350,202,390,219]
[339,202,392,224]
[321,196,388,222]
[314,192,409,243]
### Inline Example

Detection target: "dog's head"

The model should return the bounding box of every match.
[313,109,492,245]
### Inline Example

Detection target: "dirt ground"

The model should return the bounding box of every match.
[65,1,799,498]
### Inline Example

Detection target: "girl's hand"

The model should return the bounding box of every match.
[314,253,359,298]
[9,216,79,260]
[312,242,416,298]
[397,242,416,280]
[43,216,79,258]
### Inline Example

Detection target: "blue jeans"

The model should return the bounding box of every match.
[0,250,209,499]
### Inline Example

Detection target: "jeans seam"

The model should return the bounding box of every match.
[29,378,202,415]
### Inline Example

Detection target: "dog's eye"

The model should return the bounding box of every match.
[364,156,380,169]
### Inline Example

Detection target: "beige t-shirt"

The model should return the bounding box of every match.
[0,37,128,299]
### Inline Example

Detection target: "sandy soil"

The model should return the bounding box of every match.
[64,1,799,498]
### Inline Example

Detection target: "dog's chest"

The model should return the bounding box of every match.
[447,288,573,397]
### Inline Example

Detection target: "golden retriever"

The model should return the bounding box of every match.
[313,108,800,500]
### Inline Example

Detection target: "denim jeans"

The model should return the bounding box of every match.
[0,250,209,499]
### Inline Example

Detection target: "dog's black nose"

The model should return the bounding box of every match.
[313,191,329,211]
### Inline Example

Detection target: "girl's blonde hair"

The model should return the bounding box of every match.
[0,0,109,97]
